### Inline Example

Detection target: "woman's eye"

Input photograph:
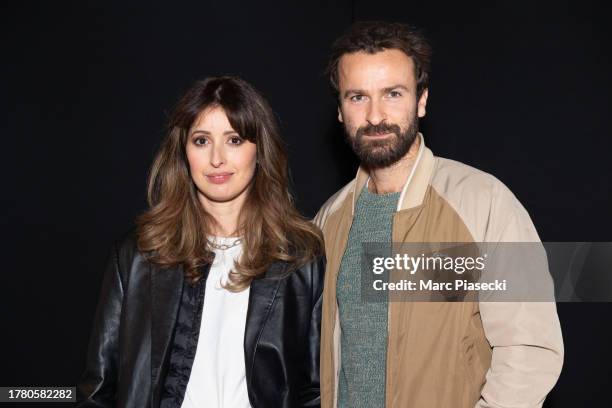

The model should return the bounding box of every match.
[193,137,208,146]
[229,136,243,145]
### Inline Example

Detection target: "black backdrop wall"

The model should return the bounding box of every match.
[1,1,610,406]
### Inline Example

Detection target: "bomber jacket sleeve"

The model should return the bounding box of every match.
[298,255,326,408]
[76,242,124,407]
[476,189,564,408]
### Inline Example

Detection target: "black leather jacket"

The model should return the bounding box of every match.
[77,233,324,408]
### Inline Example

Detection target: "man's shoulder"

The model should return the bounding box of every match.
[433,156,506,194]
[431,156,522,206]
[313,179,356,229]
[431,155,536,241]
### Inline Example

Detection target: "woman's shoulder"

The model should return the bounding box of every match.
[112,229,139,260]
[297,253,326,277]
[271,253,326,299]
[297,254,326,291]
[107,229,148,280]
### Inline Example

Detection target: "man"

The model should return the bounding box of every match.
[314,21,563,408]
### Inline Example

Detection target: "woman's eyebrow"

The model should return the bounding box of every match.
[190,130,238,135]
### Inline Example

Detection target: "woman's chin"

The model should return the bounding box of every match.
[198,189,246,205]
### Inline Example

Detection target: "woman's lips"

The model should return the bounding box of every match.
[206,173,233,184]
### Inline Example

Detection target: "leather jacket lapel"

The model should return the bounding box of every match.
[150,263,184,397]
[244,263,285,385]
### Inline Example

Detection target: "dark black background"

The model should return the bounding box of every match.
[1,1,611,406]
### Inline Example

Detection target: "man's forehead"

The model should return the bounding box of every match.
[338,49,416,90]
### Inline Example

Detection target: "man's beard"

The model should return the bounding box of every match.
[345,111,419,169]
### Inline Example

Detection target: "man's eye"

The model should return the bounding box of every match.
[350,95,366,102]
[388,91,402,98]
[229,136,243,145]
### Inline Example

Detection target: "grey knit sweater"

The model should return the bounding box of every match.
[336,186,399,408]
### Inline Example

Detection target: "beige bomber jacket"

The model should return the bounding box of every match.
[314,134,564,408]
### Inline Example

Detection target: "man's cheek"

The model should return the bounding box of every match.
[344,119,358,135]
[341,120,353,135]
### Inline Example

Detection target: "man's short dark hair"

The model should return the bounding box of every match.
[326,21,432,98]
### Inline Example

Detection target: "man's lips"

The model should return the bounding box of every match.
[363,131,393,138]
[206,173,233,184]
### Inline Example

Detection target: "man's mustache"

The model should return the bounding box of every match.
[356,122,402,139]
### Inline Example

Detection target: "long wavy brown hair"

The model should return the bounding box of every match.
[136,76,323,291]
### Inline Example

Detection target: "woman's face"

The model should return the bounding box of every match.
[186,106,257,207]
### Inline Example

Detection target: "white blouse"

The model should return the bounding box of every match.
[180,237,252,408]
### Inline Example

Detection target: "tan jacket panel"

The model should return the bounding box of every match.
[315,135,563,408]
[431,158,564,407]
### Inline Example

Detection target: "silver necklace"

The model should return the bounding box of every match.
[208,238,242,251]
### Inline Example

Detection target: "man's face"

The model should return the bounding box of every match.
[337,49,428,169]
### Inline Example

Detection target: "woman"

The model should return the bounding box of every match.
[77,76,325,408]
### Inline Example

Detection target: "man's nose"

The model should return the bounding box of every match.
[366,99,386,126]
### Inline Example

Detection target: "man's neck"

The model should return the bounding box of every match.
[367,135,421,194]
